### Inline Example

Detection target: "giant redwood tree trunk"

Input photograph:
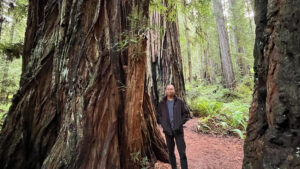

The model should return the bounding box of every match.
[243,1,300,168]
[146,1,185,109]
[0,1,169,169]
[212,0,235,88]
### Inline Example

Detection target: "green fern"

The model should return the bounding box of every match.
[231,129,245,139]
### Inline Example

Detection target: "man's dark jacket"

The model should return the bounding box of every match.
[156,95,190,135]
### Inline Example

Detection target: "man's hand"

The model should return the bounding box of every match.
[181,99,191,125]
[156,105,162,126]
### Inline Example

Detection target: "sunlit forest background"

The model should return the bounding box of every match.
[0,0,27,123]
[0,0,255,139]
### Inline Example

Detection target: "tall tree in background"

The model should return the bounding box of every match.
[147,0,185,108]
[0,0,26,105]
[245,0,254,35]
[201,37,210,81]
[0,0,16,38]
[200,32,216,83]
[0,0,16,104]
[181,0,192,82]
[229,0,249,77]
[0,1,169,169]
[212,0,235,88]
[243,1,300,168]
[0,0,16,103]
[0,1,3,38]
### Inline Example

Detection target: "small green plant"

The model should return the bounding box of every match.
[131,151,149,169]
[231,129,244,139]
[141,156,149,169]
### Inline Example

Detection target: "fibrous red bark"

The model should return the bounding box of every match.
[243,1,300,168]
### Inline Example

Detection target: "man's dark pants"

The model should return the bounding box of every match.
[165,130,188,169]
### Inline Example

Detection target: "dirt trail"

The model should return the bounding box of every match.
[154,118,244,169]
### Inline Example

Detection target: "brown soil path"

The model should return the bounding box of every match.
[154,118,244,169]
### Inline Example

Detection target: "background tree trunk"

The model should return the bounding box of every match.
[0,2,16,104]
[182,0,192,82]
[202,48,210,82]
[229,0,249,77]
[243,1,300,168]
[212,0,235,88]
[146,1,186,109]
[0,1,3,38]
[0,1,169,169]
[200,35,211,83]
[245,0,254,35]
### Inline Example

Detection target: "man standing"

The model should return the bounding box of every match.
[156,84,190,169]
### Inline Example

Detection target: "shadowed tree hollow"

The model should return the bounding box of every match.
[0,0,173,169]
[243,0,300,168]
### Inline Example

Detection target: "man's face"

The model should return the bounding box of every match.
[165,85,175,97]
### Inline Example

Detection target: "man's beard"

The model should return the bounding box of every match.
[167,93,175,97]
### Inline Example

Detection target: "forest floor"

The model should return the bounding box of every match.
[154,118,244,169]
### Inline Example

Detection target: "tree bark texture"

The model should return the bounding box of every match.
[243,1,300,168]
[213,0,235,88]
[0,0,169,169]
[146,1,185,109]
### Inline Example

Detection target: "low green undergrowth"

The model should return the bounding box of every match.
[186,76,253,139]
